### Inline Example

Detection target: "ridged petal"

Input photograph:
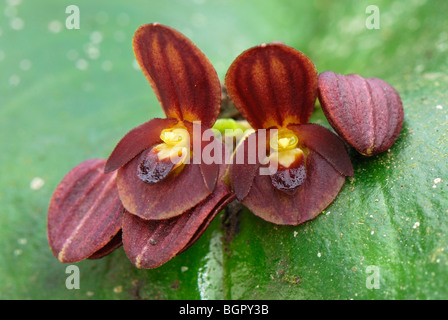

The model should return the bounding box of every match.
[47,159,124,263]
[367,77,404,153]
[133,23,221,127]
[225,43,318,129]
[122,181,235,269]
[318,71,404,156]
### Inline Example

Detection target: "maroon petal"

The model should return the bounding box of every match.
[225,43,318,129]
[367,77,404,153]
[47,159,124,263]
[318,71,404,156]
[241,151,346,225]
[184,121,220,192]
[122,182,235,269]
[117,150,211,220]
[104,118,178,173]
[229,130,267,201]
[133,23,221,128]
[88,230,123,260]
[288,123,353,177]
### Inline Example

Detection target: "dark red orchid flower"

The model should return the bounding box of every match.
[47,23,235,269]
[105,23,225,220]
[225,43,353,226]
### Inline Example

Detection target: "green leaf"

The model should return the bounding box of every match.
[1,0,447,300]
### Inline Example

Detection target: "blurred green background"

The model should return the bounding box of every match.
[1,0,447,300]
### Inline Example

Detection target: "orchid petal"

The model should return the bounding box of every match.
[47,159,124,263]
[183,121,220,191]
[133,23,221,127]
[122,181,235,269]
[225,43,318,129]
[288,123,354,177]
[317,71,404,156]
[104,118,178,173]
[88,230,123,260]
[117,153,209,220]
[229,130,268,200]
[241,151,346,225]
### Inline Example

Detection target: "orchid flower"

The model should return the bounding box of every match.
[225,43,353,225]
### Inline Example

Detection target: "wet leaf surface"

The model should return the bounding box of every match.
[1,0,447,299]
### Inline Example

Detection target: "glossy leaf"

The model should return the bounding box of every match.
[3,0,448,301]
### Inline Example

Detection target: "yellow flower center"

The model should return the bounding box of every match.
[269,130,303,169]
[270,131,299,151]
[160,128,190,146]
[156,127,190,163]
